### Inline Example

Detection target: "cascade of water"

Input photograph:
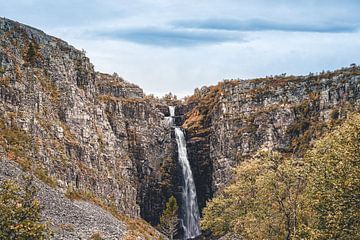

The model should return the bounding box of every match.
[168,106,201,239]
[166,106,175,126]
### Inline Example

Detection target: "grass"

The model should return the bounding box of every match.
[34,166,57,188]
[59,122,78,145]
[0,117,58,188]
[90,232,103,240]
[0,76,11,85]
[0,118,32,170]
[37,75,60,104]
[59,223,75,232]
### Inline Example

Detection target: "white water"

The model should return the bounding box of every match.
[168,106,201,239]
[167,106,175,126]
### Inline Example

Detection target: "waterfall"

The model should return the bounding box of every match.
[168,106,201,239]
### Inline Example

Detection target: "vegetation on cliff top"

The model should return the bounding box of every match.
[201,114,360,239]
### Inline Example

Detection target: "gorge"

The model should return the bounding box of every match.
[169,106,201,239]
[0,18,360,239]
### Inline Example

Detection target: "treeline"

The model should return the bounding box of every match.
[201,114,360,239]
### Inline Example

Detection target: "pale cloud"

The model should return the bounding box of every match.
[92,27,245,47]
[173,18,358,33]
[1,0,359,97]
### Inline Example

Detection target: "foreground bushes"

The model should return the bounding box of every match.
[0,178,51,239]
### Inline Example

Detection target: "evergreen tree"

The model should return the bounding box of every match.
[26,43,36,66]
[0,178,51,239]
[158,195,179,240]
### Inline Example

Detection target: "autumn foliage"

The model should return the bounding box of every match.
[201,114,360,239]
[0,178,51,239]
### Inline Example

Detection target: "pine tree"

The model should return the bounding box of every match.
[158,195,179,240]
[26,43,36,66]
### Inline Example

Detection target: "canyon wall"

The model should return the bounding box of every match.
[183,67,360,211]
[0,18,179,226]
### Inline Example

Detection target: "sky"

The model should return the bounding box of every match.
[1,0,360,97]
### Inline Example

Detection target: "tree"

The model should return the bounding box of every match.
[201,114,360,240]
[0,178,51,239]
[303,114,360,239]
[158,195,179,240]
[26,43,36,66]
[201,151,308,239]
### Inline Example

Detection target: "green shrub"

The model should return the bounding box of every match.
[0,66,5,75]
[0,178,52,239]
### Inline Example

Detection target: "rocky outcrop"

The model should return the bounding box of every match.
[0,18,177,228]
[183,68,360,212]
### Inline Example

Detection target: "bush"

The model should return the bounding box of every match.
[26,43,36,66]
[0,178,51,239]
[90,232,103,240]
[0,66,5,75]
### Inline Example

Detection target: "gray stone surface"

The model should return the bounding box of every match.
[0,157,127,239]
[0,17,176,224]
[183,68,360,212]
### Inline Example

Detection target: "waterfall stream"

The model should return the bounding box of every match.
[168,106,201,239]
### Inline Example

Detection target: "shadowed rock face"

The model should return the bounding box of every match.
[1,17,360,235]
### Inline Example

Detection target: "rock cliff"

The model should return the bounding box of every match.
[183,67,360,212]
[0,17,179,233]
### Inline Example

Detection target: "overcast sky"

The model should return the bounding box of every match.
[1,0,360,97]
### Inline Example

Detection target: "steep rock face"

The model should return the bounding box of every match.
[183,68,360,210]
[0,18,176,225]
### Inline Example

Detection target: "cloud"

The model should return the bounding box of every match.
[2,0,360,96]
[174,18,359,33]
[74,30,360,98]
[92,27,244,47]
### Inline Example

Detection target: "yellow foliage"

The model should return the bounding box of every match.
[33,166,57,188]
[201,114,360,239]
[303,114,360,239]
[201,151,308,239]
[0,179,52,239]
